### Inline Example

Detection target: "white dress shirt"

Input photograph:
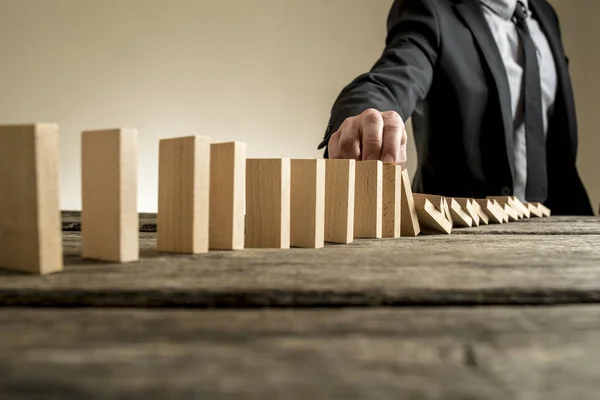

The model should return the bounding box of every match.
[479,0,558,201]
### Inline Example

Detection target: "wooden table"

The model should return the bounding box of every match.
[1,216,600,398]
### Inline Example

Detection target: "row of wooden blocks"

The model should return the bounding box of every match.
[0,124,551,275]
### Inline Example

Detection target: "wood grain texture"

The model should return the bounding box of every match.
[82,129,139,263]
[209,142,246,250]
[413,194,452,235]
[449,198,473,227]
[324,159,355,244]
[290,159,325,249]
[2,306,600,399]
[476,199,504,224]
[382,164,401,238]
[1,218,600,307]
[157,135,210,254]
[246,159,291,249]
[354,161,383,239]
[400,169,421,237]
[0,124,63,275]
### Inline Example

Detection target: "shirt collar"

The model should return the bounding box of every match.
[480,0,529,20]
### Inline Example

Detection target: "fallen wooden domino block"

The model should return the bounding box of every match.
[82,128,139,263]
[0,124,63,274]
[488,196,530,219]
[448,198,473,227]
[400,169,421,237]
[209,142,246,250]
[453,198,480,226]
[491,200,509,223]
[354,161,383,239]
[529,202,551,217]
[290,159,325,249]
[246,159,291,249]
[325,159,355,244]
[503,203,519,222]
[382,164,402,238]
[471,199,489,225]
[475,199,504,224]
[157,135,210,254]
[526,202,544,218]
[413,194,452,234]
[442,197,453,226]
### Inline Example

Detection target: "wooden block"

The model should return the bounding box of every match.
[454,198,480,226]
[324,159,355,244]
[448,198,473,227]
[442,197,453,226]
[490,200,508,223]
[81,128,139,263]
[400,169,421,237]
[209,142,246,250]
[382,164,402,238]
[526,202,544,218]
[290,159,325,249]
[0,124,63,274]
[246,159,291,249]
[354,161,383,239]
[475,199,504,224]
[503,204,519,222]
[510,197,531,218]
[488,196,529,219]
[471,199,489,225]
[413,194,452,234]
[157,135,210,254]
[535,202,551,217]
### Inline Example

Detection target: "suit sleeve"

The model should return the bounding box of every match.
[318,0,441,155]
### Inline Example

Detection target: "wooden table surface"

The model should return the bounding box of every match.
[1,216,600,399]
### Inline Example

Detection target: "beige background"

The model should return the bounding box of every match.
[0,0,597,213]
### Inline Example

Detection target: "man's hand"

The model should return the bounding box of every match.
[328,109,407,166]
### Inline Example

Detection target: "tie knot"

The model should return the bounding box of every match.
[513,1,528,23]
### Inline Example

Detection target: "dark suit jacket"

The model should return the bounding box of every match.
[319,0,593,215]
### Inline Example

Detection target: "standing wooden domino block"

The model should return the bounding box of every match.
[382,164,402,238]
[246,159,291,249]
[209,142,246,250]
[454,198,480,226]
[82,129,139,262]
[157,135,210,254]
[324,159,356,244]
[448,198,473,227]
[354,161,383,239]
[290,159,325,249]
[0,124,63,274]
[400,169,421,236]
[475,199,504,224]
[413,194,452,234]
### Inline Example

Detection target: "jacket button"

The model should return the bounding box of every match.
[501,186,512,196]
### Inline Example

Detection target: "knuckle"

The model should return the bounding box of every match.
[363,114,383,126]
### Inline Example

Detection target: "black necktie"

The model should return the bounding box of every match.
[513,2,548,202]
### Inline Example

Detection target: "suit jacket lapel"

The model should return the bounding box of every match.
[453,0,515,178]
[528,0,577,155]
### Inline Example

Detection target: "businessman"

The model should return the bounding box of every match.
[319,0,593,215]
